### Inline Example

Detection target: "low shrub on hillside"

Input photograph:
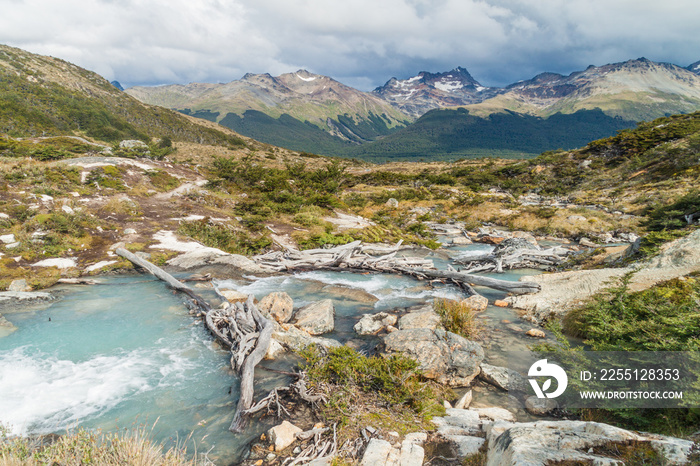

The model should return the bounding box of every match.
[177,219,270,255]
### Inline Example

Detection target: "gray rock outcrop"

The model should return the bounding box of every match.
[486,420,693,466]
[382,328,484,386]
[292,299,335,335]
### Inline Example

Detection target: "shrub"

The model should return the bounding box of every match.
[178,219,270,255]
[433,298,481,339]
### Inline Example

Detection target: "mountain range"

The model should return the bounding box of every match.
[126,57,700,160]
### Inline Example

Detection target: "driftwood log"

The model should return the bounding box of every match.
[115,248,274,434]
[455,240,573,274]
[253,241,540,295]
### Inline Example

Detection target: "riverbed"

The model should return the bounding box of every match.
[0,242,549,464]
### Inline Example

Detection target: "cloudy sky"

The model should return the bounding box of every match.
[1,0,698,90]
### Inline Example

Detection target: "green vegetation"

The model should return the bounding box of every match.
[299,346,447,443]
[433,298,481,339]
[348,108,634,162]
[177,218,271,255]
[644,191,700,231]
[0,47,246,147]
[563,275,700,351]
[539,275,700,436]
[0,424,196,466]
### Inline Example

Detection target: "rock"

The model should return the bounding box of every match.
[404,432,428,445]
[0,234,16,244]
[525,329,546,338]
[8,279,30,292]
[382,328,484,386]
[123,228,137,235]
[398,305,442,330]
[292,299,335,335]
[480,235,506,245]
[578,237,597,248]
[485,420,694,466]
[472,407,517,423]
[267,421,302,452]
[460,294,488,312]
[385,198,399,208]
[479,364,528,392]
[602,244,633,264]
[454,390,472,409]
[219,289,248,303]
[524,396,558,416]
[273,325,340,352]
[259,292,294,323]
[443,400,453,409]
[264,339,285,360]
[493,300,509,308]
[432,408,482,436]
[567,215,587,222]
[119,139,148,149]
[354,312,397,335]
[320,285,379,303]
[61,205,75,215]
[360,438,393,465]
[0,314,17,338]
[399,439,425,466]
[445,435,486,457]
[451,236,472,245]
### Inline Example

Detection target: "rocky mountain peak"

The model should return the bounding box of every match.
[687,60,700,75]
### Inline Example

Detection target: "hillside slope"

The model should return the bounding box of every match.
[0,44,246,146]
[126,70,411,154]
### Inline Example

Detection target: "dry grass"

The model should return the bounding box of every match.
[0,424,205,466]
[433,298,482,339]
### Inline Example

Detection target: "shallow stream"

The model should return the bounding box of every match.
[0,242,551,464]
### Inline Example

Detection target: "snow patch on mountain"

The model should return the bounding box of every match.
[435,80,464,92]
[296,73,317,82]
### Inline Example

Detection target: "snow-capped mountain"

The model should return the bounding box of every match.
[372,67,501,118]
[687,60,700,75]
[461,58,700,121]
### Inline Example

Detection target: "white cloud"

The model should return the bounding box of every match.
[1,0,699,89]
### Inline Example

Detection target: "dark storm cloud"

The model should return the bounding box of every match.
[1,0,698,89]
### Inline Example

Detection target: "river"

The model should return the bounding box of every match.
[0,242,548,464]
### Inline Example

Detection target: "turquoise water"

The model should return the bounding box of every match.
[0,276,274,464]
[0,242,552,464]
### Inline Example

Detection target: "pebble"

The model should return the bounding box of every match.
[526,328,546,338]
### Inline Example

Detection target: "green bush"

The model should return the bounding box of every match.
[177,219,270,255]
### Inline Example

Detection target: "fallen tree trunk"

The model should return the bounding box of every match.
[115,248,211,312]
[396,267,540,294]
[229,295,274,433]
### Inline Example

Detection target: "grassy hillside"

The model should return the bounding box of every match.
[0,44,246,147]
[348,108,636,162]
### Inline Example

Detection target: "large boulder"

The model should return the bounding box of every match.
[354,312,397,335]
[219,289,248,304]
[382,328,484,386]
[259,292,294,323]
[398,305,442,330]
[486,420,694,466]
[292,299,335,335]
